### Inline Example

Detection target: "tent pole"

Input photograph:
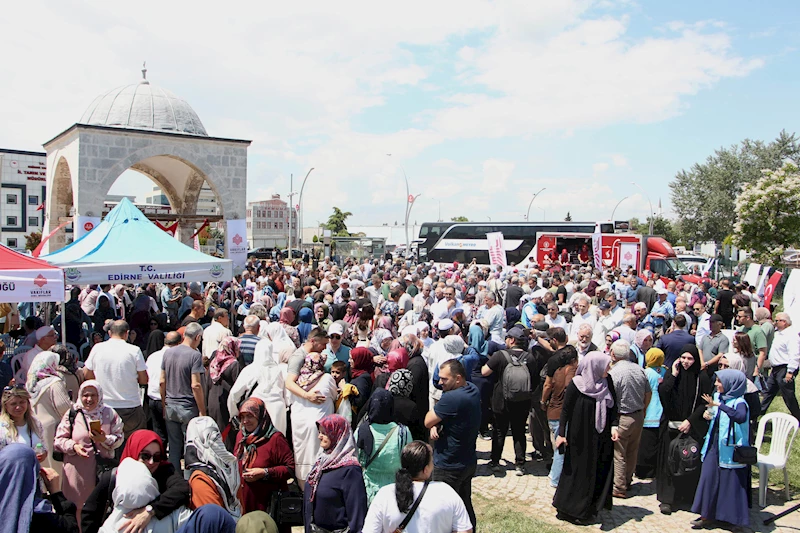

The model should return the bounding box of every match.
[60,300,66,342]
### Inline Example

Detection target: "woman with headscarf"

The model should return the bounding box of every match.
[54,380,123,524]
[234,397,295,524]
[208,337,242,451]
[92,294,116,334]
[82,430,191,533]
[2,444,79,533]
[354,389,411,504]
[386,369,416,428]
[343,301,360,330]
[374,348,409,390]
[303,414,367,533]
[349,347,376,425]
[235,511,279,533]
[553,352,617,525]
[264,323,296,365]
[690,369,751,529]
[296,307,314,344]
[290,352,337,484]
[718,351,761,458]
[26,351,72,474]
[505,307,522,331]
[279,307,300,347]
[314,303,332,333]
[635,348,666,479]
[467,323,493,441]
[655,344,712,516]
[228,339,287,435]
[184,416,241,518]
[98,456,191,533]
[51,344,84,402]
[269,292,287,323]
[631,329,653,367]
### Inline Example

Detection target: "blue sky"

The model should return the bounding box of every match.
[1,0,798,229]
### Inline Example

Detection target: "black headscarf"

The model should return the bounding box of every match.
[356,389,395,457]
[673,343,710,420]
[505,307,522,327]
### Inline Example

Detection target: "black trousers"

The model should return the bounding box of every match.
[760,365,800,420]
[434,464,477,532]
[492,401,530,465]
[147,397,169,448]
[529,401,553,459]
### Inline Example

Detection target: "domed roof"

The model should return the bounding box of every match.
[79,71,208,136]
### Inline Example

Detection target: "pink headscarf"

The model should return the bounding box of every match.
[572,351,614,433]
[386,348,409,373]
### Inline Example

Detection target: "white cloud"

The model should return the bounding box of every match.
[611,154,629,167]
[481,159,516,190]
[593,162,611,175]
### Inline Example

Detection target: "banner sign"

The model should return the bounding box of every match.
[744,263,762,287]
[619,242,639,270]
[0,269,65,303]
[226,219,248,271]
[486,232,507,268]
[60,261,232,286]
[784,269,800,326]
[763,271,783,309]
[592,231,603,271]
[75,216,101,240]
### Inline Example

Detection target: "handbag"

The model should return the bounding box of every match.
[393,480,430,533]
[727,405,757,465]
[269,479,304,527]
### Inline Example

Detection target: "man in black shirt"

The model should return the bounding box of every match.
[714,278,735,328]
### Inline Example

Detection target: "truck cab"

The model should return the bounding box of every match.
[644,237,700,284]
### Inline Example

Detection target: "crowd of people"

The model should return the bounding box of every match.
[0,252,795,532]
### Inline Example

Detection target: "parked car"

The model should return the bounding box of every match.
[280,249,304,259]
[248,247,275,259]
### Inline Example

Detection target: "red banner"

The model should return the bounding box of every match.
[154,220,179,236]
[32,220,72,258]
[190,219,210,239]
[764,271,783,309]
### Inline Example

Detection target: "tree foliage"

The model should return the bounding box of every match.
[324,207,352,236]
[24,232,41,251]
[669,130,800,245]
[451,216,469,222]
[733,162,800,266]
[627,216,680,244]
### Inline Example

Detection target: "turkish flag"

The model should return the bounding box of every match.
[764,271,783,309]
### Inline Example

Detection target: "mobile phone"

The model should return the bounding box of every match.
[90,420,102,433]
[558,443,566,455]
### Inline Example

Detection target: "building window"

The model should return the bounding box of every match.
[267,210,271,218]
[247,222,251,229]
[28,217,38,227]
[28,195,39,205]
[6,216,17,226]
[6,194,17,204]
[274,222,278,229]
[6,238,17,248]
[279,222,284,229]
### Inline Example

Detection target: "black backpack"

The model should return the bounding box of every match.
[668,433,701,477]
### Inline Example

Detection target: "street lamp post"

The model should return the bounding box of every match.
[538,207,546,221]
[387,154,420,258]
[610,196,630,222]
[631,182,654,234]
[297,167,315,249]
[525,188,547,221]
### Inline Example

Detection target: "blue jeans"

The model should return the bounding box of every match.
[165,401,198,475]
[548,420,564,487]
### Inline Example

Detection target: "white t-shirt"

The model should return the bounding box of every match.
[85,338,146,409]
[145,348,166,401]
[363,481,472,533]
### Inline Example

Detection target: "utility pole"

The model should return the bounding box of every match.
[287,173,294,262]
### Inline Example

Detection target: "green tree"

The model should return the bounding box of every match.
[24,232,41,251]
[626,216,679,243]
[312,234,319,243]
[564,212,572,221]
[669,130,800,245]
[733,162,800,266]
[324,207,352,236]
[451,216,469,222]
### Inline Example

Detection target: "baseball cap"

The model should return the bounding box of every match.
[505,327,528,341]
[598,301,611,310]
[328,323,344,336]
[656,287,668,295]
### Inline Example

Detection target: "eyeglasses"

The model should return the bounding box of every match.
[330,334,341,339]
[139,451,163,463]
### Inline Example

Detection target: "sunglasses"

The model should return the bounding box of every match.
[3,384,25,392]
[139,451,164,463]
[330,334,341,339]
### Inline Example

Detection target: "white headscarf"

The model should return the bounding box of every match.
[722,352,759,393]
[265,323,296,364]
[185,417,241,518]
[112,458,159,510]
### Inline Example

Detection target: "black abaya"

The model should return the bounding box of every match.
[552,380,617,521]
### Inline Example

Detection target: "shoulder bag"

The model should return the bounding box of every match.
[728,403,757,465]
[393,480,430,533]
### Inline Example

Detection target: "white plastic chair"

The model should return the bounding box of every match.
[756,412,799,507]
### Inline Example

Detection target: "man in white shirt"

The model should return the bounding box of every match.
[84,320,148,448]
[570,296,596,342]
[693,303,711,346]
[145,331,181,445]
[202,308,232,365]
[482,293,504,343]
[760,312,800,420]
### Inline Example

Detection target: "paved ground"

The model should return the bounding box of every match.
[474,435,800,532]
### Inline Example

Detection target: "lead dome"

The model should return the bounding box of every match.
[79,72,208,136]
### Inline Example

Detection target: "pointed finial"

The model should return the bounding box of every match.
[140,61,149,84]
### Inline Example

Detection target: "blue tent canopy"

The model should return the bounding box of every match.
[43,198,232,285]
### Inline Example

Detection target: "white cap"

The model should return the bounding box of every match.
[328,323,344,336]
[36,326,55,340]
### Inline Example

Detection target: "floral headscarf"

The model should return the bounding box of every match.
[297,351,327,392]
[306,414,360,502]
[25,351,60,404]
[210,337,240,384]
[235,397,277,469]
[370,329,393,356]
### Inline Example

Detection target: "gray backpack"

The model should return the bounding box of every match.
[501,350,532,402]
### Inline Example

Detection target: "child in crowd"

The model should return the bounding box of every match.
[331,360,358,424]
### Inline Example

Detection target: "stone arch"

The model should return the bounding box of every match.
[128,163,185,213]
[97,144,233,219]
[47,156,74,249]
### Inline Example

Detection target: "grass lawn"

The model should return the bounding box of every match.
[474,494,563,533]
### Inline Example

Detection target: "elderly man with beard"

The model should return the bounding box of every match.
[570,323,597,362]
